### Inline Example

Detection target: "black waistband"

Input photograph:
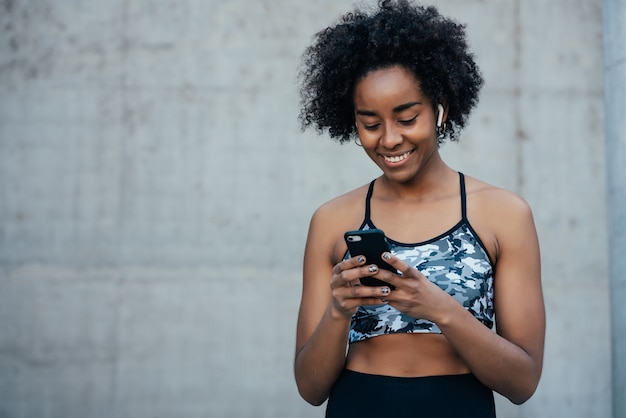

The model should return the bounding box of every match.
[327,368,495,418]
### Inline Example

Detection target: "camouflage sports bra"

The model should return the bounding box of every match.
[348,172,495,343]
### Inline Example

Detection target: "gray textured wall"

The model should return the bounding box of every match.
[603,0,626,417]
[0,1,610,417]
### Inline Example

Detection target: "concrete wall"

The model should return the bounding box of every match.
[0,1,610,417]
[603,0,626,417]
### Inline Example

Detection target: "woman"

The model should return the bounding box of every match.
[294,1,545,417]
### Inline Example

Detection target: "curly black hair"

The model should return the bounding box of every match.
[298,0,484,143]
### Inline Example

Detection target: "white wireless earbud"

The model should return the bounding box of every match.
[436,104,444,127]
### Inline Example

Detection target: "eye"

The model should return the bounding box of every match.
[398,115,417,126]
[364,123,380,131]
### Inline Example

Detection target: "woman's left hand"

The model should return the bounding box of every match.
[372,252,457,323]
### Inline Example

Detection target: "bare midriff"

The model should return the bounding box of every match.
[345,333,471,377]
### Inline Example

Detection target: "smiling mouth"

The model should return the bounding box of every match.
[383,150,413,163]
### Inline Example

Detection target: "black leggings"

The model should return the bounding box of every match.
[326,370,496,418]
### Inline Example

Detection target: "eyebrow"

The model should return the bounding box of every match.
[355,101,422,116]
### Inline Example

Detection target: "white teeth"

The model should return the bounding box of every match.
[384,151,412,163]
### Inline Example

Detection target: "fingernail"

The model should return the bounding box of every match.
[368,265,378,273]
[381,287,390,295]
[382,252,391,260]
[358,256,365,263]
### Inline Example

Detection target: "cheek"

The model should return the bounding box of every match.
[411,120,437,140]
[356,129,381,145]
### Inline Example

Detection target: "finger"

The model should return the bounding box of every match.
[338,283,392,301]
[381,252,422,278]
[366,255,421,291]
[332,255,366,275]
[363,263,398,284]
[362,290,393,306]
[355,263,399,286]
[330,256,367,289]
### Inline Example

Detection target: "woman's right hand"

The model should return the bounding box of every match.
[329,256,392,317]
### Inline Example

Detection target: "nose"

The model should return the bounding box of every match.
[380,123,402,149]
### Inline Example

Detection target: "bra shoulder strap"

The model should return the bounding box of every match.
[459,172,468,220]
[364,179,376,224]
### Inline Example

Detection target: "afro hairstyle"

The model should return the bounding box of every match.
[298,0,484,143]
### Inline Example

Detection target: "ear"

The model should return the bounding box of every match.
[436,104,444,127]
[436,103,450,126]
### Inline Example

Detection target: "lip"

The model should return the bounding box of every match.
[380,150,415,167]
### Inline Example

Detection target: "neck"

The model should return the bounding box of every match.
[378,158,457,201]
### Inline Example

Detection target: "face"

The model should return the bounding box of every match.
[353,65,443,184]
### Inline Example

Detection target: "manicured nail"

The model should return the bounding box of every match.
[382,252,391,260]
[381,287,390,295]
[357,256,365,263]
[368,265,378,273]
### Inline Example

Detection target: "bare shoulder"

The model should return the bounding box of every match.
[306,182,372,264]
[310,182,371,229]
[464,175,534,219]
[462,175,537,261]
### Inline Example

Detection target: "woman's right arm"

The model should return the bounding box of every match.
[294,205,388,405]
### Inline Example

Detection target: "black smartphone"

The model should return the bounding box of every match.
[344,229,396,289]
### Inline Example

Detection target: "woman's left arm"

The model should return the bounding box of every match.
[442,190,544,403]
[379,192,545,404]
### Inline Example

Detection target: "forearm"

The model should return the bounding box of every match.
[437,304,542,404]
[294,305,352,406]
